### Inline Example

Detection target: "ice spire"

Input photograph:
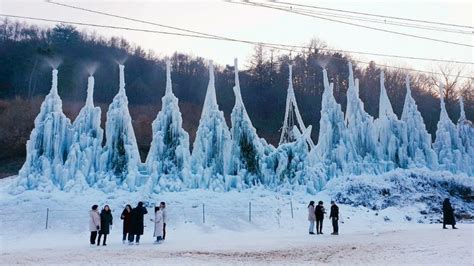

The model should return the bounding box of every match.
[312,68,356,177]
[64,73,103,188]
[100,63,141,190]
[434,83,468,173]
[119,64,125,94]
[165,60,172,95]
[279,65,315,149]
[191,60,231,190]
[401,76,437,168]
[375,72,408,168]
[344,62,379,169]
[85,75,94,107]
[456,95,474,175]
[229,58,271,186]
[15,68,72,192]
[146,60,190,192]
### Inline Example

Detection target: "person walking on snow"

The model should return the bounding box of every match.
[129,201,148,245]
[315,201,325,235]
[89,204,101,246]
[160,202,168,240]
[308,201,316,235]
[98,205,113,246]
[153,206,164,244]
[443,198,458,229]
[329,201,339,235]
[121,204,132,244]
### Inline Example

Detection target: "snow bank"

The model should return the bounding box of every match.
[326,169,474,222]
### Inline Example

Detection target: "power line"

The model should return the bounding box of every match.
[1,14,472,79]
[266,4,472,35]
[275,1,474,30]
[40,1,474,65]
[233,1,474,48]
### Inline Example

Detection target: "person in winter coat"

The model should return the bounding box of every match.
[89,205,101,245]
[121,204,132,244]
[160,202,168,240]
[443,198,458,229]
[98,205,113,246]
[129,201,148,245]
[307,201,316,235]
[329,201,339,235]
[315,201,325,234]
[153,206,164,244]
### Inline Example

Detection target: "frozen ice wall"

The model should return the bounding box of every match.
[16,69,72,193]
[146,60,191,192]
[191,61,232,191]
[401,76,437,168]
[63,75,104,190]
[375,72,408,169]
[229,59,273,187]
[100,65,142,191]
[311,69,356,178]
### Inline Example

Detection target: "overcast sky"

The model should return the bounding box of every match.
[1,0,472,76]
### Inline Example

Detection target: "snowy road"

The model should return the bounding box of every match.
[1,224,472,265]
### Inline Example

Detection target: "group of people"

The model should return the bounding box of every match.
[308,200,339,235]
[89,201,168,246]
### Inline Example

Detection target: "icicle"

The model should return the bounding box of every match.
[165,60,172,95]
[119,64,126,94]
[51,69,58,95]
[85,75,94,107]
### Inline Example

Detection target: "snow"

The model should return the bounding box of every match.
[145,60,191,193]
[0,172,473,264]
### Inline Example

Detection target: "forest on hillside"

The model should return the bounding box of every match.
[0,19,472,177]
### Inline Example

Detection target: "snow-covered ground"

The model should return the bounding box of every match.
[1,175,473,265]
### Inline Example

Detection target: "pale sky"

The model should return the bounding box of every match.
[1,0,473,76]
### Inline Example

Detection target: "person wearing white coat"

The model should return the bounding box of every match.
[308,201,316,235]
[153,206,164,244]
[89,204,101,245]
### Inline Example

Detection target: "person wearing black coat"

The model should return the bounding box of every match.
[443,198,458,229]
[121,204,132,244]
[329,201,339,235]
[98,205,113,246]
[315,201,325,235]
[128,201,148,245]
